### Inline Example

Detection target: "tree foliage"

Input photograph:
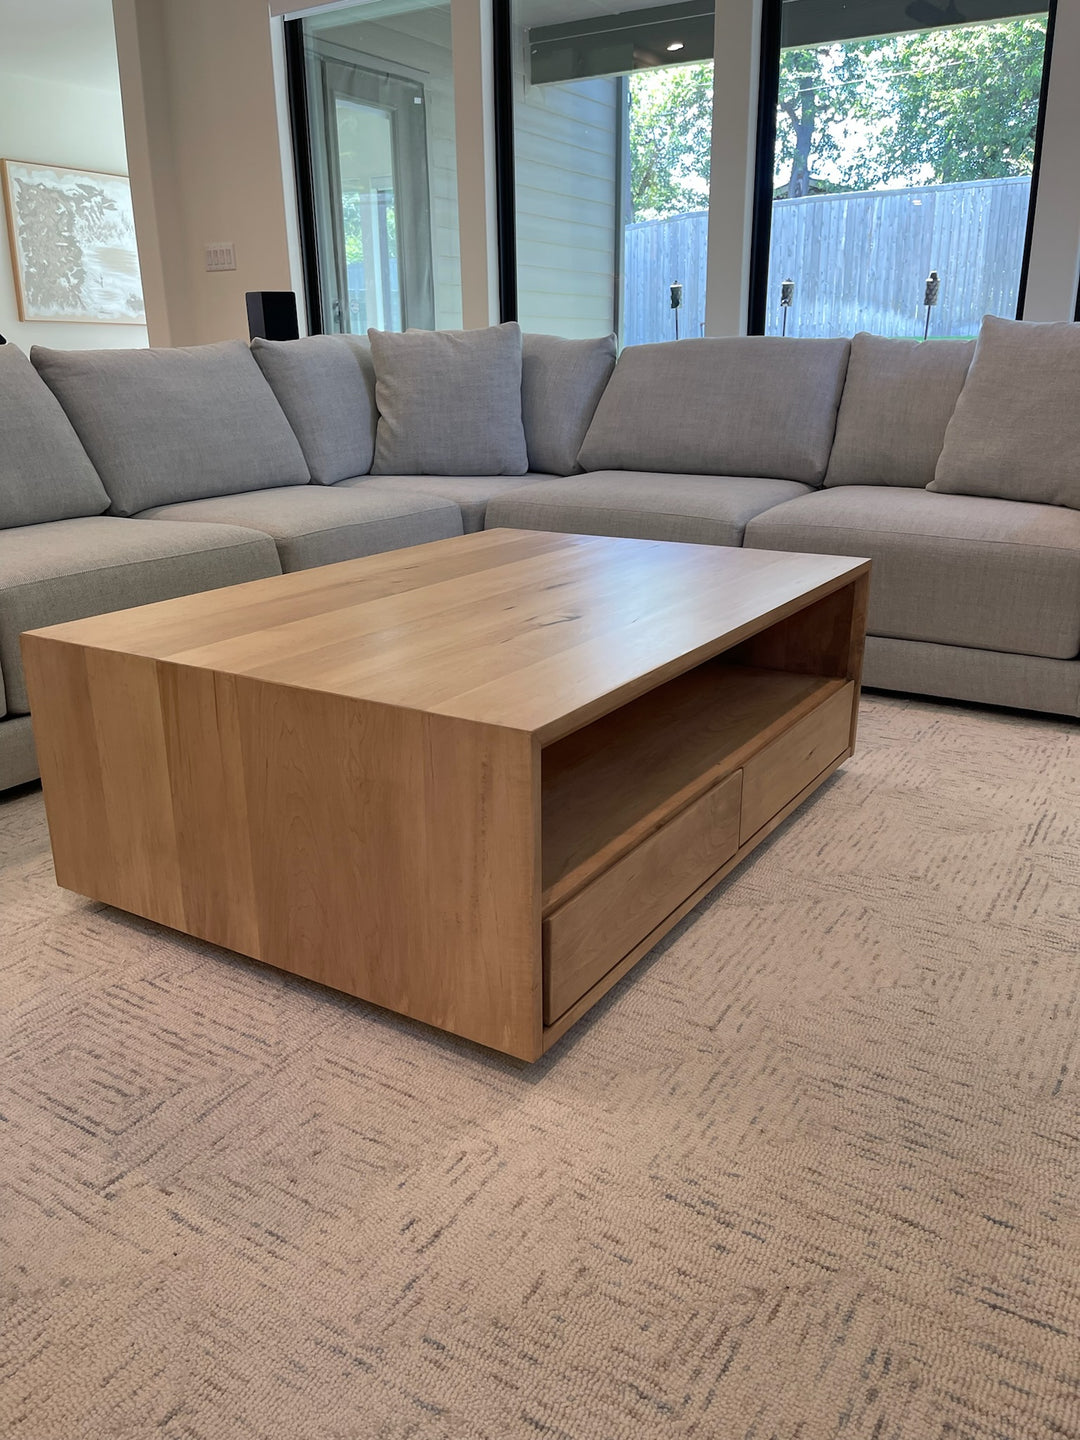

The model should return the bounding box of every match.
[629,63,713,219]
[628,17,1048,217]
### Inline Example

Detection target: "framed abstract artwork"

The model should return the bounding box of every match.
[1,159,146,325]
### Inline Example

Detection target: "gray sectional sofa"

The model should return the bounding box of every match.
[1,316,1076,792]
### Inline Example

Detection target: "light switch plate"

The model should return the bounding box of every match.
[205,242,237,272]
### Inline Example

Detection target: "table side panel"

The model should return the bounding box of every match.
[24,631,543,1061]
[22,635,187,929]
[230,678,543,1060]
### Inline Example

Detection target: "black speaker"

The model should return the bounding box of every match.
[246,291,300,342]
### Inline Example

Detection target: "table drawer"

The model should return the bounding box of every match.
[740,681,854,844]
[544,770,742,1024]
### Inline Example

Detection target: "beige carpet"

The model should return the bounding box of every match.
[2,695,1079,1439]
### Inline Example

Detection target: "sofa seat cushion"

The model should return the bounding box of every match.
[0,516,281,715]
[0,345,110,528]
[577,338,850,484]
[139,485,463,572]
[32,341,311,516]
[336,473,557,533]
[484,471,813,546]
[251,334,377,484]
[744,486,1080,660]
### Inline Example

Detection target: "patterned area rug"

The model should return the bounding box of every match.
[2,695,1079,1440]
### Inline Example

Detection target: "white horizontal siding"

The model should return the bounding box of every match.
[514,60,618,338]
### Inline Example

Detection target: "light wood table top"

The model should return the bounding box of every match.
[35,529,869,744]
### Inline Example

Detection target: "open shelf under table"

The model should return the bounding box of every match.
[540,661,846,913]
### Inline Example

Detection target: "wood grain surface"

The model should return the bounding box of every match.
[23,530,869,1060]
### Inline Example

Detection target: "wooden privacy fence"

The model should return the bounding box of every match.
[623,175,1031,345]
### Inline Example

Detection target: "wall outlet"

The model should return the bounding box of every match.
[205,242,237,272]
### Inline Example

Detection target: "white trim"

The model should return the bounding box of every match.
[451,0,498,327]
[1021,2,1080,320]
[703,0,762,337]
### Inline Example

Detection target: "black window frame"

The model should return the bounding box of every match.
[747,0,1059,336]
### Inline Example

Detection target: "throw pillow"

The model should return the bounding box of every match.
[32,340,310,517]
[521,332,617,476]
[930,315,1080,509]
[824,333,974,488]
[368,323,529,476]
[0,344,110,528]
[252,334,377,484]
[577,336,851,485]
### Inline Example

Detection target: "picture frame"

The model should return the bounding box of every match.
[1,158,146,325]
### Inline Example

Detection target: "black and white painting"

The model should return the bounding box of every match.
[1,160,145,325]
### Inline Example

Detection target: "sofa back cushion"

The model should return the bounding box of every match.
[929,315,1080,509]
[369,323,529,476]
[252,334,377,484]
[521,332,617,476]
[32,340,310,516]
[824,333,974,489]
[577,336,850,484]
[0,344,110,528]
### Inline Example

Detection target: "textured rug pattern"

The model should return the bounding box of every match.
[2,696,1079,1439]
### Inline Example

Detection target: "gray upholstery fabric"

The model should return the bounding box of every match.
[931,316,1080,509]
[521,332,617,476]
[0,715,38,791]
[0,516,281,714]
[484,471,813,547]
[139,485,463,572]
[745,485,1080,660]
[251,334,377,485]
[577,337,850,484]
[336,472,556,533]
[825,334,974,489]
[32,340,310,516]
[369,324,529,476]
[863,636,1080,719]
[0,344,109,527]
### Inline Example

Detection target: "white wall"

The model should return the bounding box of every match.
[114,0,295,348]
[0,70,149,351]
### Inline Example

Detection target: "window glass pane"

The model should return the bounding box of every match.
[763,7,1051,338]
[301,0,461,334]
[511,0,712,344]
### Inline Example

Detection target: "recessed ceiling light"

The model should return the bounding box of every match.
[666,40,684,51]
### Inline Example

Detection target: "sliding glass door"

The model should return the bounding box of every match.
[294,0,463,334]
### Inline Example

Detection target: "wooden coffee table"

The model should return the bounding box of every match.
[23,530,868,1061]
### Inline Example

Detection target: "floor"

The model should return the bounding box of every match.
[2,695,1079,1439]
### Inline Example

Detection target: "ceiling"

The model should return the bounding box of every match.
[0,0,120,91]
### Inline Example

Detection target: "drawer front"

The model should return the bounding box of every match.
[544,771,742,1024]
[740,681,854,844]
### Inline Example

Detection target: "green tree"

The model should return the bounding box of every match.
[626,16,1048,215]
[775,45,872,197]
[859,19,1047,186]
[773,18,1047,195]
[629,62,712,218]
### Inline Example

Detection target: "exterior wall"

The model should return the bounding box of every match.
[0,70,149,352]
[514,68,621,339]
